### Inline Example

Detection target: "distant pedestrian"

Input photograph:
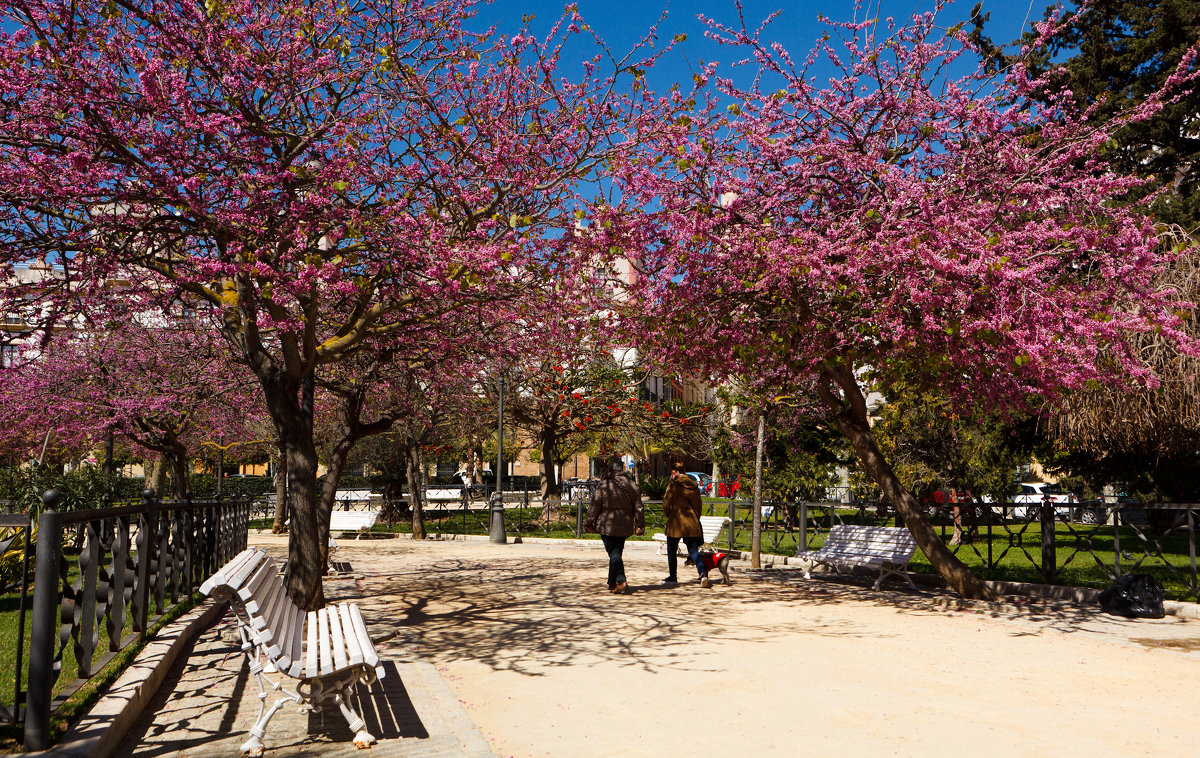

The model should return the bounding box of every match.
[661,462,709,588]
[584,457,644,594]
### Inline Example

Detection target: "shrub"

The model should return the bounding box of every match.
[640,476,670,499]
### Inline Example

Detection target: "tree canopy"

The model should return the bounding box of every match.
[591,1,1198,597]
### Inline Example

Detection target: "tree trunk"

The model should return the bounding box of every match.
[166,442,189,500]
[280,428,323,609]
[818,366,998,600]
[229,330,325,610]
[538,431,565,523]
[406,443,426,540]
[272,446,288,533]
[751,414,765,569]
[147,456,168,498]
[256,370,325,610]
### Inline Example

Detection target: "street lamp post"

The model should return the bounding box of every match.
[489,372,507,544]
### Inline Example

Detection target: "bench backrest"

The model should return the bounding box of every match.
[822,524,917,562]
[700,516,730,544]
[329,510,380,530]
[425,487,464,500]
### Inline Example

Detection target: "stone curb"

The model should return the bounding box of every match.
[16,598,227,758]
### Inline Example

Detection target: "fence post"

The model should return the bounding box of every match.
[796,502,808,556]
[575,487,583,538]
[133,489,156,636]
[727,491,735,552]
[1040,496,1056,583]
[1113,505,1123,578]
[25,490,63,751]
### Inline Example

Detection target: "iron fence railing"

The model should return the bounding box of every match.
[702,497,1200,600]
[248,484,1199,601]
[5,490,249,751]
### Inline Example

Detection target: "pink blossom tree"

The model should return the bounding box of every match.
[0,0,682,608]
[593,2,1199,598]
[0,302,263,498]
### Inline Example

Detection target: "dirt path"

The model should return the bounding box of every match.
[263,535,1200,758]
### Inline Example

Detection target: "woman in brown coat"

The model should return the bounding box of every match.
[662,462,710,587]
[585,457,645,594]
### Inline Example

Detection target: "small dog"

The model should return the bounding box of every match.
[685,550,732,585]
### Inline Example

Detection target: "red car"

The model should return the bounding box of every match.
[715,475,743,498]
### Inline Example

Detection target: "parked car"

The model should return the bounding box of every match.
[685,472,713,495]
[920,489,991,519]
[1009,482,1078,520]
[714,475,743,498]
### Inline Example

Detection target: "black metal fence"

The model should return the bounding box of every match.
[344,486,1198,601]
[2,490,249,751]
[708,497,1200,600]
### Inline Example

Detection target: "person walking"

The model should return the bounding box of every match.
[661,462,710,588]
[585,457,644,594]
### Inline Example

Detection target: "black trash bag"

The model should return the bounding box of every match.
[1098,573,1166,619]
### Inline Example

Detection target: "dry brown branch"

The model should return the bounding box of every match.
[1047,230,1200,456]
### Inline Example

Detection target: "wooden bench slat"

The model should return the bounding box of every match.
[274,600,300,671]
[241,561,280,616]
[318,607,335,677]
[252,576,288,641]
[199,548,258,595]
[348,603,380,670]
[328,604,350,671]
[305,610,320,679]
[285,610,306,679]
[338,604,364,667]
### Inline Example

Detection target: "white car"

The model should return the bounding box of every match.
[1009,482,1078,520]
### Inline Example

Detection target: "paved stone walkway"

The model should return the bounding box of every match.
[107,540,495,758]
[101,533,1200,758]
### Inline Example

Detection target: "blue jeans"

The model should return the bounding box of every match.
[666,536,705,580]
[600,534,628,588]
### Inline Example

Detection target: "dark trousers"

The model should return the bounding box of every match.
[666,536,705,580]
[600,534,628,588]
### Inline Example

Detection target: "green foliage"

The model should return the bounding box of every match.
[712,402,846,502]
[0,465,141,513]
[190,474,275,498]
[0,526,30,588]
[640,476,670,499]
[872,387,1027,502]
[1013,0,1200,229]
[1036,443,1200,502]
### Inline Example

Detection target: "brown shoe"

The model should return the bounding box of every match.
[612,581,628,594]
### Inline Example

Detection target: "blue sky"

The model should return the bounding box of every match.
[469,0,1056,89]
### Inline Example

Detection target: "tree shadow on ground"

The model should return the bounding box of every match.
[280,542,1200,678]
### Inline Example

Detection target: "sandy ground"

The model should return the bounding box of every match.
[257,534,1200,758]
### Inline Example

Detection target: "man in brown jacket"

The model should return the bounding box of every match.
[662,462,710,588]
[585,457,644,594]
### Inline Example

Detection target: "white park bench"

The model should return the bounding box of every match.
[653,515,731,554]
[328,509,380,548]
[797,524,919,590]
[424,487,467,503]
[200,548,385,756]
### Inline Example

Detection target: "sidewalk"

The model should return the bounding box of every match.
[103,534,1200,757]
